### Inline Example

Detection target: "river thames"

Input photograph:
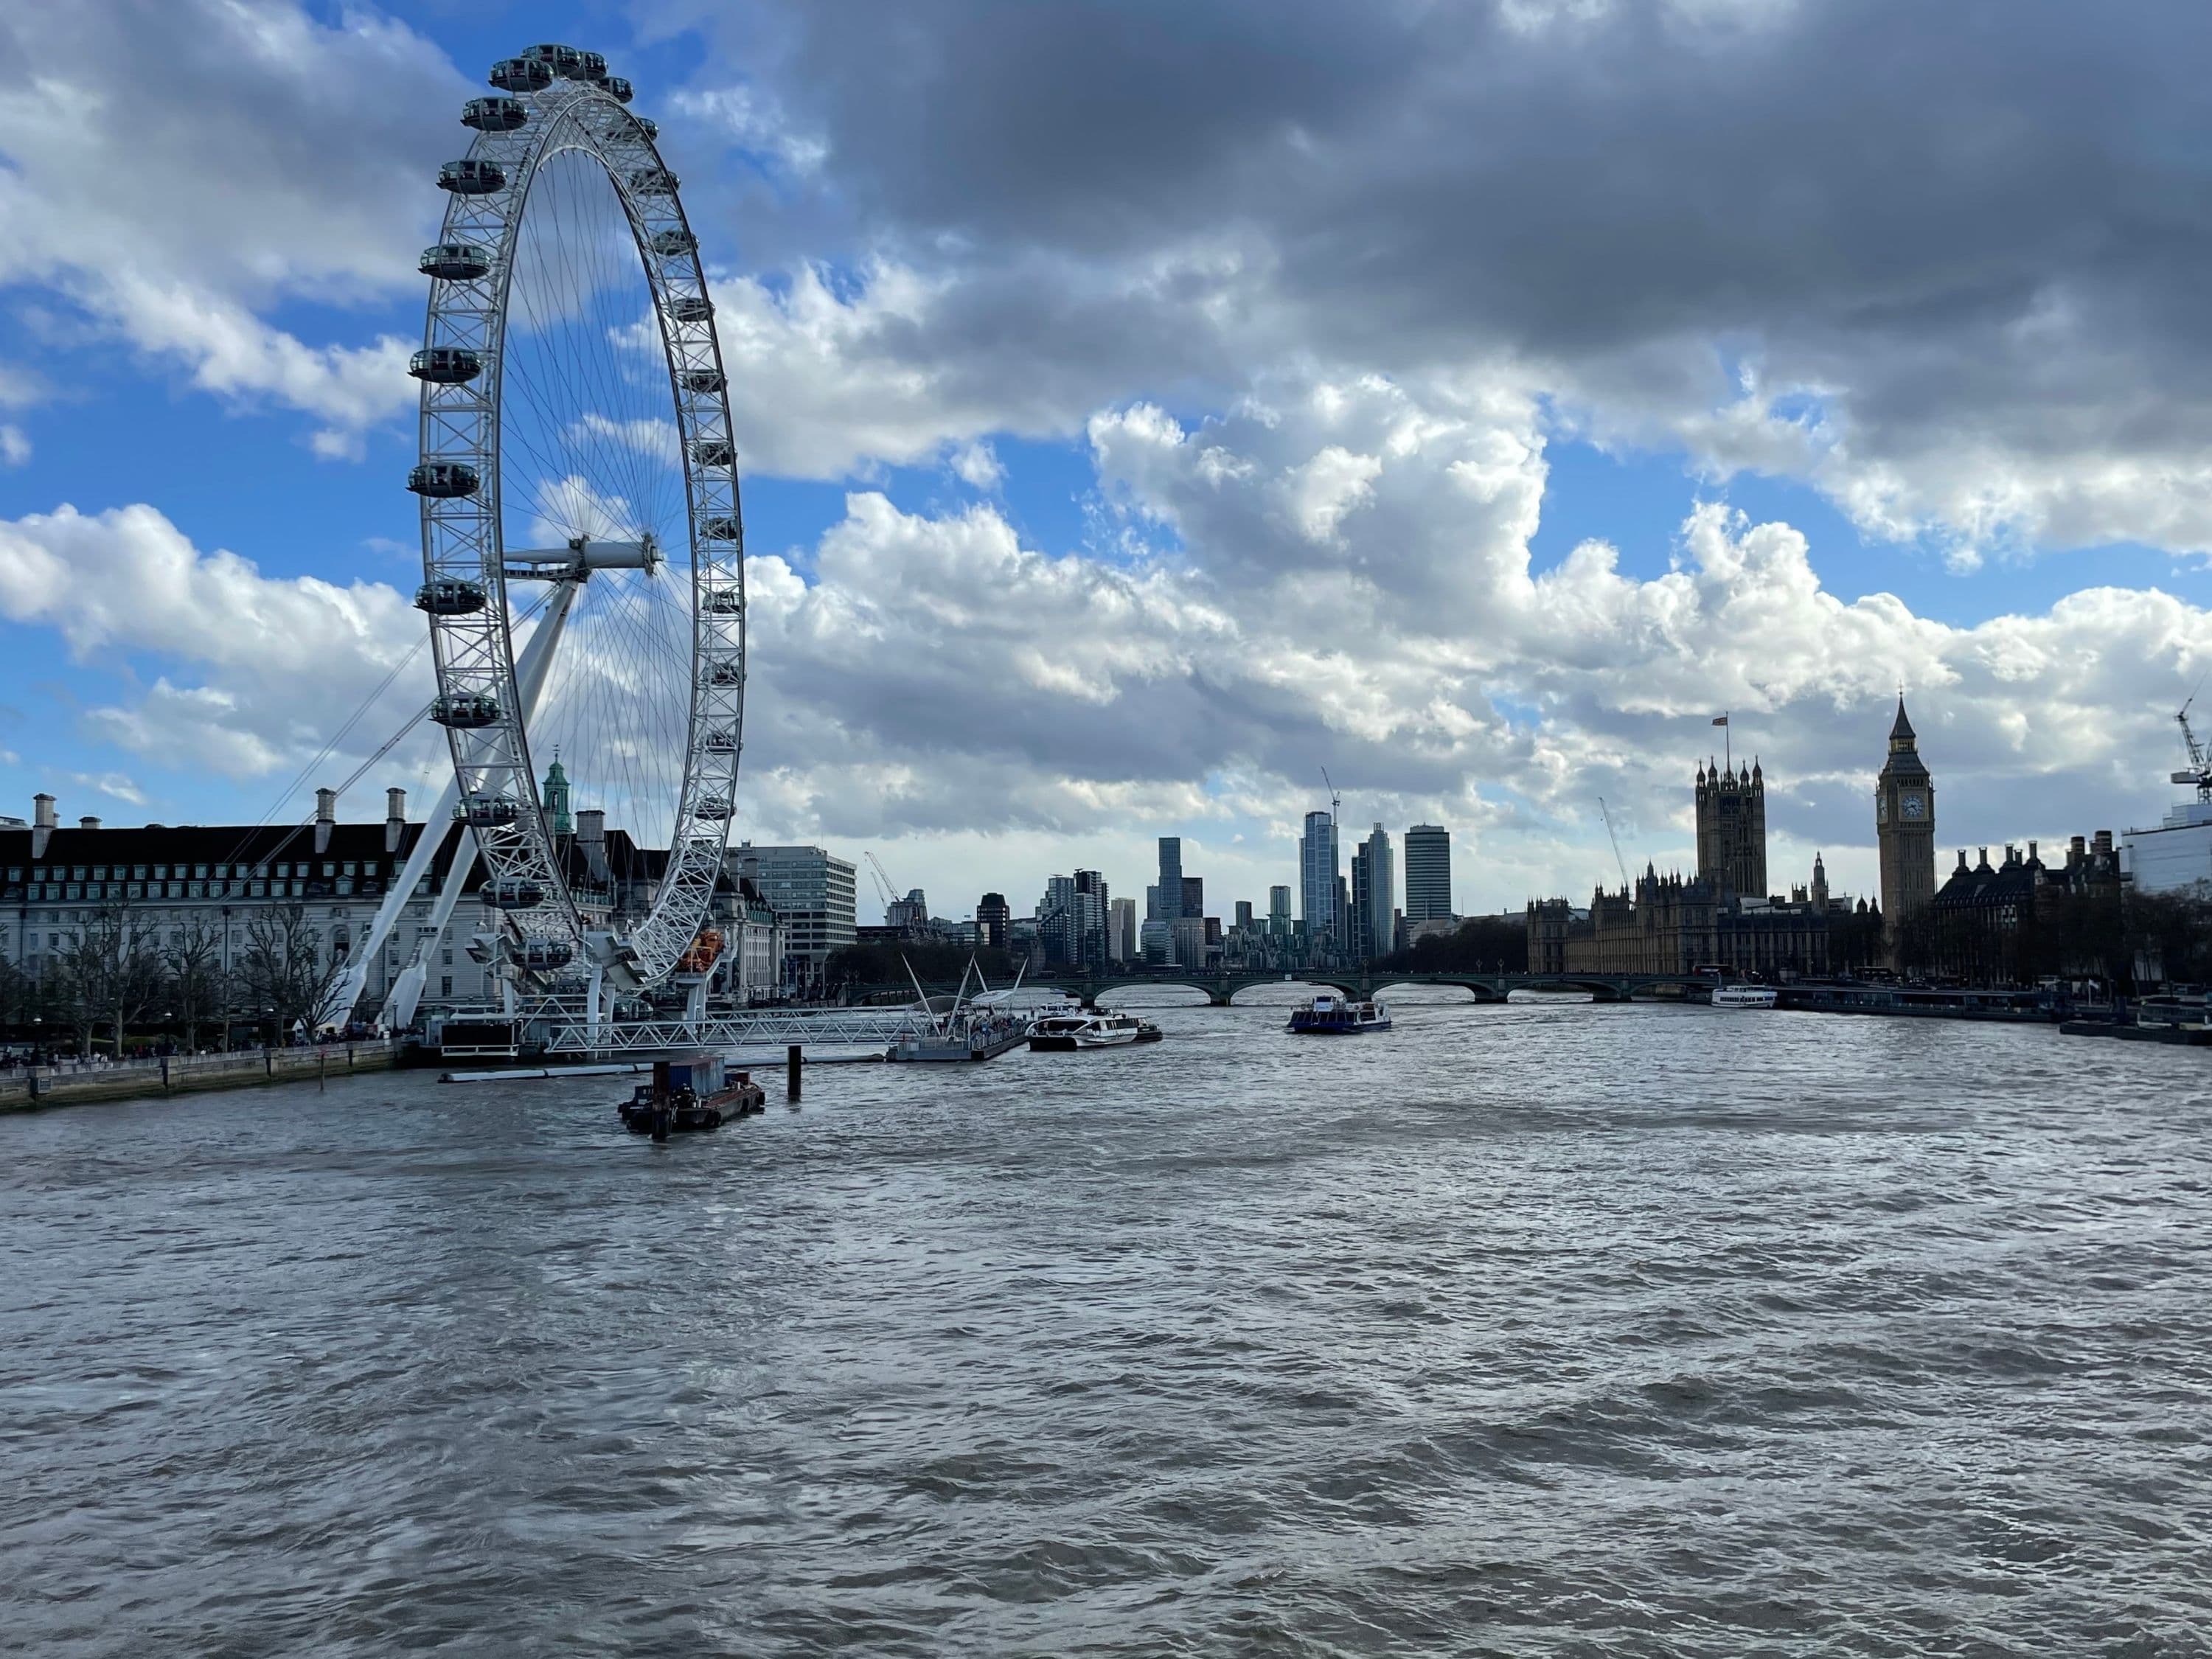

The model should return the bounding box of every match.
[4,991,2208,1655]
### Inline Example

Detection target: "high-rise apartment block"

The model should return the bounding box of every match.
[1298,810,1339,950]
[1157,837,1183,922]
[1402,824,1451,922]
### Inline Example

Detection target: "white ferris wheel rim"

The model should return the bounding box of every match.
[411,45,745,993]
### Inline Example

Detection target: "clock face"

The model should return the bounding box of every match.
[1902,793,1927,821]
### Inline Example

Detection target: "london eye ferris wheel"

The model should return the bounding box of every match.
[407,43,744,998]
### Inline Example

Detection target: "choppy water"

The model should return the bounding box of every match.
[4,992,2211,1656]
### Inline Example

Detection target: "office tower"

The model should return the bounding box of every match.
[1109,897,1136,961]
[1361,823,1394,959]
[1157,836,1184,921]
[1074,869,1110,967]
[1268,884,1292,936]
[1180,874,1203,920]
[1298,810,1338,950]
[1234,900,1254,931]
[1350,841,1374,961]
[1145,883,1162,921]
[1402,824,1451,922]
[731,844,858,981]
[976,891,1010,949]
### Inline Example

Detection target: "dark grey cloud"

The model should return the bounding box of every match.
[653,0,2212,549]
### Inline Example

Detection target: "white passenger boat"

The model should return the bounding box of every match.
[1286,992,1392,1034]
[1026,1010,1161,1051]
[1708,984,1779,1009]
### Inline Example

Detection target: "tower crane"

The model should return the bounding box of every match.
[1597,796,1632,889]
[1319,765,1342,827]
[863,850,900,912]
[2175,698,2212,804]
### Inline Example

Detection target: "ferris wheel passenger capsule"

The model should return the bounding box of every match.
[522,43,586,78]
[420,243,492,281]
[700,515,742,540]
[708,661,743,687]
[431,692,501,728]
[438,159,506,195]
[459,793,518,827]
[628,167,678,196]
[408,347,482,384]
[489,56,554,92]
[636,117,660,139]
[578,51,608,81]
[702,590,742,615]
[516,940,574,972]
[484,877,546,910]
[462,96,528,133]
[705,728,738,752]
[682,369,726,394]
[650,229,696,257]
[691,439,734,468]
[414,577,487,616]
[695,796,734,822]
[408,461,480,498]
[669,296,714,323]
[603,76,634,104]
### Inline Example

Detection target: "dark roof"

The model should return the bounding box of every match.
[1891,696,1916,742]
[0,820,467,877]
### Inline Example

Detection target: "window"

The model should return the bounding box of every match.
[91,866,107,880]
[72,867,86,881]
[275,863,289,878]
[133,866,147,880]
[440,975,452,998]
[128,883,143,900]
[342,862,357,877]
[64,885,80,900]
[321,862,335,877]
[188,883,204,899]
[196,865,210,880]
[291,880,304,897]
[251,881,266,897]
[442,949,453,965]
[253,864,268,879]
[5,868,18,882]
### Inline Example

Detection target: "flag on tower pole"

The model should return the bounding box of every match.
[1713,712,1729,766]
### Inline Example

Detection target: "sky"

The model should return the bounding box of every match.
[1,0,2210,927]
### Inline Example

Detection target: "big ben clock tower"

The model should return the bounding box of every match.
[1875,696,1936,964]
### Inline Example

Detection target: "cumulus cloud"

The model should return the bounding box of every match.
[655,0,2212,556]
[0,1,464,442]
[0,503,428,779]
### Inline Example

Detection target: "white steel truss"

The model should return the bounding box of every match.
[415,54,745,996]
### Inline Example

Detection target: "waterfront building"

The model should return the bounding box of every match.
[2125,802,2212,893]
[883,887,930,933]
[1350,841,1374,962]
[1170,915,1211,971]
[1139,917,1173,964]
[1075,869,1110,967]
[1109,896,1136,961]
[1298,811,1338,953]
[1526,860,1845,978]
[731,843,856,987]
[1403,824,1450,922]
[1268,885,1292,936]
[1875,697,1938,964]
[1921,834,2124,983]
[1144,883,1162,921]
[1158,838,1184,922]
[1695,760,1767,900]
[0,786,779,1025]
[1361,824,1394,959]
[1180,874,1203,922]
[1234,900,1254,931]
[976,891,1010,949]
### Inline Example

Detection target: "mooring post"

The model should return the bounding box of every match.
[786,1043,802,1101]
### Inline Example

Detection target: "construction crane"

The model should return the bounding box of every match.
[863,851,900,912]
[1597,796,1631,888]
[2174,698,2212,802]
[1319,765,1342,828]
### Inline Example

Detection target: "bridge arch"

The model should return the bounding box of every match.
[1366,978,1508,1004]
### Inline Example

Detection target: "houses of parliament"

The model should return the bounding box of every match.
[1527,700,1938,977]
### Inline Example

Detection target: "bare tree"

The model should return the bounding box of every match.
[49,906,165,1058]
[162,917,229,1054]
[234,905,344,1045]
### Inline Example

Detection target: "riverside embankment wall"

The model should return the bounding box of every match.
[0,1043,401,1112]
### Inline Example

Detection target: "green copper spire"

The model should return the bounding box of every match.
[542,755,572,836]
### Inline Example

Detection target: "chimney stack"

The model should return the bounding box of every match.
[577,807,608,884]
[32,792,55,859]
[315,787,338,856]
[2093,829,2114,858]
[386,787,408,854]
[80,815,101,831]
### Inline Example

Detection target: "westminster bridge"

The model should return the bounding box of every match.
[846,970,1719,1009]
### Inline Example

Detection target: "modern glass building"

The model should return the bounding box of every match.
[1403,824,1452,922]
[1298,810,1339,951]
